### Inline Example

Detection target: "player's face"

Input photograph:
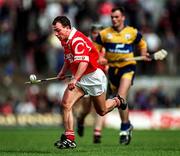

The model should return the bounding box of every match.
[52,22,69,41]
[111,10,125,29]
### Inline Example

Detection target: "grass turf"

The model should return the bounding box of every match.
[0,127,180,156]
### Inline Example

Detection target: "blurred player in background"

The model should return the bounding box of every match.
[96,7,151,145]
[52,16,127,149]
[76,23,108,143]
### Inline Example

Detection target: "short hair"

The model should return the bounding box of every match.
[52,16,71,28]
[111,7,125,15]
[90,23,103,32]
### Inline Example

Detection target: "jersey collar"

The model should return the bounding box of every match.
[68,27,77,41]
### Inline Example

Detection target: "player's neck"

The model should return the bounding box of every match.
[113,24,124,32]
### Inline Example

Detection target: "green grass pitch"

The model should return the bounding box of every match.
[0,127,180,156]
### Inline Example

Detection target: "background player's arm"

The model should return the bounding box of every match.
[97,47,108,65]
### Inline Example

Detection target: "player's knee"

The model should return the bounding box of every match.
[96,110,106,116]
[61,101,71,111]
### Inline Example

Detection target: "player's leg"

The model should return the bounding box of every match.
[76,96,92,137]
[54,86,85,149]
[91,91,126,145]
[89,69,125,116]
[77,68,121,116]
[118,73,134,145]
[77,95,106,143]
[108,65,135,145]
[93,114,105,143]
[92,92,119,116]
[92,74,108,144]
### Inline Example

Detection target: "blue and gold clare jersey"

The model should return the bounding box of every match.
[96,26,147,68]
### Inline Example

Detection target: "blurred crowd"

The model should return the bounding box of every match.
[0,0,180,115]
[130,87,180,110]
[1,81,180,116]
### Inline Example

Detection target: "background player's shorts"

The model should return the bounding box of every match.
[76,68,107,96]
[108,64,136,94]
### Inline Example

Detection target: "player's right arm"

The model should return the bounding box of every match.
[68,62,88,90]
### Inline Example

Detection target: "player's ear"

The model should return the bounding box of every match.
[64,25,71,34]
[122,15,125,21]
[63,25,70,30]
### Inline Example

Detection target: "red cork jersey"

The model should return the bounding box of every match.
[61,28,99,75]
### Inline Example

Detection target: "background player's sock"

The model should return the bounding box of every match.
[94,129,101,136]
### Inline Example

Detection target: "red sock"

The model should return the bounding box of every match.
[65,130,75,141]
[94,129,101,136]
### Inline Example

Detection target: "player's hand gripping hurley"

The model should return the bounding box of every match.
[108,49,168,63]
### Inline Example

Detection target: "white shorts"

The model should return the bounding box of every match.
[76,68,107,96]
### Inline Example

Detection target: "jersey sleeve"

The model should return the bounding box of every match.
[137,38,147,50]
[95,33,104,51]
[133,28,147,50]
